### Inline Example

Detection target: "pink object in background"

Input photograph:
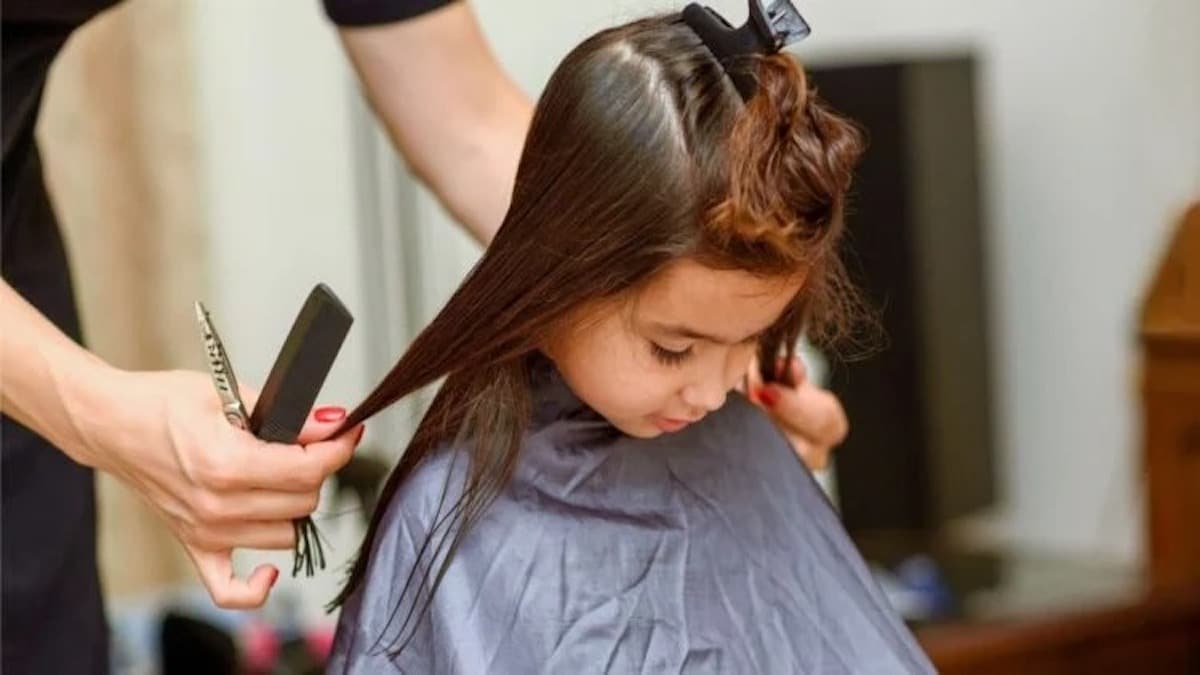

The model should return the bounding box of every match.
[306,625,337,662]
[242,620,280,673]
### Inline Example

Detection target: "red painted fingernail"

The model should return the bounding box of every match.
[759,387,780,408]
[314,406,346,423]
[268,568,279,589]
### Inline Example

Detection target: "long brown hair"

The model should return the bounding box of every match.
[330,13,866,653]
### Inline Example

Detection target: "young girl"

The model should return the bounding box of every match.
[328,5,933,673]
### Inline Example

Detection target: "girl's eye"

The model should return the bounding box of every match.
[650,342,693,366]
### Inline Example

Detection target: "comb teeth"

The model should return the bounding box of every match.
[250,284,353,443]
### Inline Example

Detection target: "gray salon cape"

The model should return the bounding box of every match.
[329,360,934,674]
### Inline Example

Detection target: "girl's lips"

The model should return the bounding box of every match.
[653,416,694,433]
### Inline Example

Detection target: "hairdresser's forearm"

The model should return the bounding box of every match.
[409,85,530,245]
[0,281,130,468]
[337,4,533,245]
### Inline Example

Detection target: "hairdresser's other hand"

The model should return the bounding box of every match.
[82,369,363,609]
[745,357,848,471]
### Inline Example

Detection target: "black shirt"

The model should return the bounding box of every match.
[1,1,454,673]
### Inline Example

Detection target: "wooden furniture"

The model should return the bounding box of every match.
[911,203,1200,673]
[1142,202,1200,590]
[921,586,1200,674]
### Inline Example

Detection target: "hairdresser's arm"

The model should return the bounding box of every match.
[0,281,361,609]
[334,3,532,245]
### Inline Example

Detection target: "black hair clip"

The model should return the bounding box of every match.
[682,0,812,100]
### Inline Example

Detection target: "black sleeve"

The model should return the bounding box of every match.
[323,0,458,27]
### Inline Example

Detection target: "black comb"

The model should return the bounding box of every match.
[249,283,353,576]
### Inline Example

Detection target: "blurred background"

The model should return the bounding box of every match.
[35,0,1199,672]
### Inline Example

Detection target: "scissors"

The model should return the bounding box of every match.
[194,301,250,429]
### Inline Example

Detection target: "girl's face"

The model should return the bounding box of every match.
[545,259,805,438]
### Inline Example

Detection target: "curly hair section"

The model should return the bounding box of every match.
[702,53,874,357]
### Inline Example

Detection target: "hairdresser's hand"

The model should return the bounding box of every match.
[1,286,361,608]
[744,357,848,471]
[84,369,363,609]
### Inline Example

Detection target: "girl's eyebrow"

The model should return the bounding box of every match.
[649,321,761,346]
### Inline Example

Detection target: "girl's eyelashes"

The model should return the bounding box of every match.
[650,342,693,366]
